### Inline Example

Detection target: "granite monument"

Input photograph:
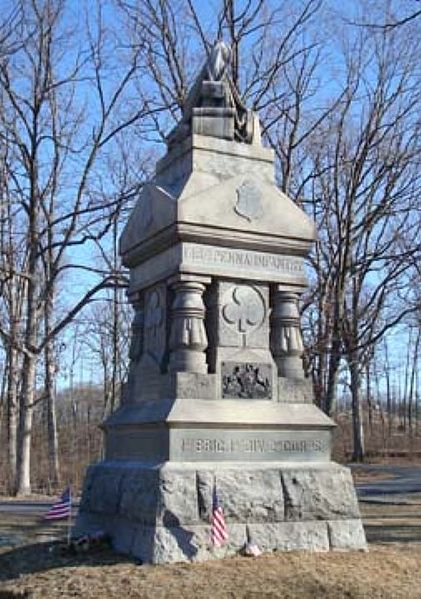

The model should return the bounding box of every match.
[76,41,367,562]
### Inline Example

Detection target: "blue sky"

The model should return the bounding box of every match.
[1,0,418,395]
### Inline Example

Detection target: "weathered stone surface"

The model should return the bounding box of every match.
[278,377,313,404]
[87,465,199,527]
[86,467,124,515]
[328,520,367,551]
[76,461,366,562]
[131,523,247,564]
[196,469,284,523]
[110,518,137,555]
[130,526,157,564]
[158,469,199,525]
[106,427,169,462]
[105,399,334,428]
[212,281,270,350]
[248,521,329,552]
[119,469,160,523]
[196,469,213,522]
[168,372,217,400]
[282,465,360,521]
[130,242,309,292]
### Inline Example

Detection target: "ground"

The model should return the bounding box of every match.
[2,543,421,599]
[1,468,421,598]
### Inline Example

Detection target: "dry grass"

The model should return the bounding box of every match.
[1,542,421,598]
[1,499,421,599]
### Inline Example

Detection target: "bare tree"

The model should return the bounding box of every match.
[0,0,155,494]
[302,11,420,459]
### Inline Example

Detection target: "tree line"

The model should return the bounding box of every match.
[0,0,420,495]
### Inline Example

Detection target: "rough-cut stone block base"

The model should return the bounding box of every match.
[75,461,367,563]
[248,521,330,552]
[328,519,367,551]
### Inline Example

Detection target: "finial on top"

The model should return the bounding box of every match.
[206,40,231,81]
[166,40,260,147]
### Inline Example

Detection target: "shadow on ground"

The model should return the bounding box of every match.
[0,511,132,583]
[0,541,134,583]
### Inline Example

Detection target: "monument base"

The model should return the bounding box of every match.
[75,460,366,563]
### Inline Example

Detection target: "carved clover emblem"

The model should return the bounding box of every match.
[222,285,265,334]
[234,179,263,222]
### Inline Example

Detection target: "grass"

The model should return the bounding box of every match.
[1,544,421,599]
[1,496,421,598]
[1,541,421,598]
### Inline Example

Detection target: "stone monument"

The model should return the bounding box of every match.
[76,41,366,562]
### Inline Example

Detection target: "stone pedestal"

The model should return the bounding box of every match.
[76,42,366,562]
[76,461,365,563]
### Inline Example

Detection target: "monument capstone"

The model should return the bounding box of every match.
[76,41,366,562]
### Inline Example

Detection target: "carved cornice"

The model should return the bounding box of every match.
[121,222,312,269]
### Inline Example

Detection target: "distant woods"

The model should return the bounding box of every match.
[0,0,420,494]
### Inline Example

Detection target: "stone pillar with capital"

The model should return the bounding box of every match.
[271,289,305,379]
[168,276,208,374]
[128,296,144,364]
[122,294,144,404]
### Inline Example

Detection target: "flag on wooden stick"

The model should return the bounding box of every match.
[211,482,228,547]
[44,487,72,521]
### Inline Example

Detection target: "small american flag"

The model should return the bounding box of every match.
[44,487,72,521]
[211,483,228,547]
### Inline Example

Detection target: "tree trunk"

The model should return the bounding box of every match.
[45,338,60,488]
[403,330,412,432]
[408,329,420,437]
[384,340,392,437]
[350,358,365,462]
[7,348,19,493]
[366,362,373,435]
[16,198,39,496]
[16,353,37,495]
[415,363,419,437]
[324,335,341,415]
[44,284,60,488]
[111,218,120,413]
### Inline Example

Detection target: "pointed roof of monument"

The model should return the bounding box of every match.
[120,41,315,267]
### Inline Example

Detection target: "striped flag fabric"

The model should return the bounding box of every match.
[211,483,228,547]
[44,487,72,521]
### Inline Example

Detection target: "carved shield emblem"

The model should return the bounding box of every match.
[234,179,263,222]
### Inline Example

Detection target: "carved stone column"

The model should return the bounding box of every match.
[129,297,144,364]
[123,294,144,404]
[271,290,304,379]
[168,277,208,374]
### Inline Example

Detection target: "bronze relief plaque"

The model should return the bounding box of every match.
[221,362,272,399]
